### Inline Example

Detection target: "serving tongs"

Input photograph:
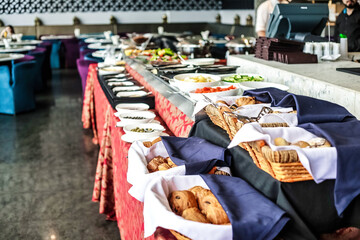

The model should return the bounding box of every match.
[224,106,273,123]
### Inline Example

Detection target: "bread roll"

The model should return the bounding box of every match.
[169,191,198,215]
[235,97,257,107]
[274,137,290,146]
[189,186,211,203]
[216,100,228,106]
[204,205,230,225]
[292,141,310,148]
[166,157,177,168]
[181,207,210,223]
[158,163,171,171]
[308,137,331,148]
[147,156,165,172]
[199,193,222,213]
[214,169,230,176]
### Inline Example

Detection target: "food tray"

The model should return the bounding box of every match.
[97,72,155,109]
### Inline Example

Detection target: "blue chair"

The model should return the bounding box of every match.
[0,62,37,114]
[84,52,103,63]
[44,40,61,69]
[28,48,46,91]
[21,35,37,40]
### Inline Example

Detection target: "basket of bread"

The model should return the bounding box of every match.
[204,96,293,140]
[229,123,336,182]
[127,137,230,202]
[143,176,232,240]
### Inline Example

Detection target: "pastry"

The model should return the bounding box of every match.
[169,191,198,215]
[199,193,230,224]
[235,97,257,107]
[147,156,165,172]
[166,158,177,168]
[199,193,222,213]
[274,137,290,146]
[216,100,228,106]
[308,137,331,148]
[204,205,230,225]
[292,141,310,148]
[189,186,211,202]
[181,207,210,223]
[214,169,230,176]
[158,163,171,171]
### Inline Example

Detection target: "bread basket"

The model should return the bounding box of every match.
[205,104,288,140]
[240,140,313,182]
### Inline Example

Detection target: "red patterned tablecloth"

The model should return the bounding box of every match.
[82,64,194,239]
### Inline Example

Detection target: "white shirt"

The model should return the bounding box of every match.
[255,0,277,33]
[255,0,288,34]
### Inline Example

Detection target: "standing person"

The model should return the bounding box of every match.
[0,25,15,39]
[255,0,289,37]
[334,0,360,52]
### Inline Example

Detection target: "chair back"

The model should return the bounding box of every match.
[11,61,37,113]
[61,38,80,68]
[0,65,13,114]
[80,48,96,60]
[13,55,35,64]
[21,35,37,40]
[77,59,97,94]
[44,40,61,69]
[84,52,103,63]
[39,42,53,81]
[28,51,45,91]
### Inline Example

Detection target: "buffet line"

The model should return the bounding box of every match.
[81,35,360,240]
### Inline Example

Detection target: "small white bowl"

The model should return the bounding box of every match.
[116,91,149,97]
[189,86,239,101]
[99,66,125,75]
[118,111,156,125]
[115,103,149,112]
[173,73,221,92]
[123,123,165,139]
[183,58,215,66]
[221,73,265,86]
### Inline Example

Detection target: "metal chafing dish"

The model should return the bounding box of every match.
[226,36,256,55]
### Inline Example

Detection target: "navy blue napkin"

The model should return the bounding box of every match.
[243,87,354,124]
[244,87,360,216]
[161,136,231,175]
[300,120,360,216]
[201,174,289,240]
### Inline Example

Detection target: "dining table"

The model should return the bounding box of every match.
[0,53,24,62]
[0,45,36,53]
[0,40,42,46]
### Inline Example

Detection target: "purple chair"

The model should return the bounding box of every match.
[61,38,80,68]
[76,59,97,96]
[13,55,36,64]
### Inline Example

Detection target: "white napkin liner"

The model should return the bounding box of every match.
[193,96,297,126]
[143,175,232,239]
[228,122,337,183]
[127,140,186,202]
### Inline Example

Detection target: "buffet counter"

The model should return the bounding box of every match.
[83,57,360,240]
[228,55,360,119]
[82,62,194,239]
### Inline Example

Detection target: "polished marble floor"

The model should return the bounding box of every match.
[0,69,121,240]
